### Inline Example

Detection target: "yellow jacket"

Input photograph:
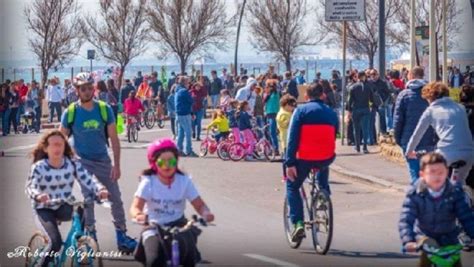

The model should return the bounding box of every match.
[276,108,292,152]
[207,116,230,133]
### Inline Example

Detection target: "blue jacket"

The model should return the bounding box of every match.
[393,80,437,149]
[399,180,474,246]
[237,111,252,131]
[285,99,338,167]
[227,109,238,128]
[175,86,193,116]
[167,93,176,118]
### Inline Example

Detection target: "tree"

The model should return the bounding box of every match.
[246,0,317,71]
[24,0,84,89]
[81,0,148,89]
[315,0,403,69]
[234,0,247,76]
[148,0,234,74]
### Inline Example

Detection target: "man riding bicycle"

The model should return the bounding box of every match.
[285,83,339,243]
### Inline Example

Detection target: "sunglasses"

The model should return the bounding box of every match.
[156,157,177,168]
[79,86,94,92]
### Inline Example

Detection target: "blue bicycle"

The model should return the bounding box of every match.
[25,198,108,267]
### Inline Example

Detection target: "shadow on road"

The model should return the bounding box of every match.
[300,249,417,259]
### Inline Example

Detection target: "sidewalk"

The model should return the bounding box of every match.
[331,142,410,192]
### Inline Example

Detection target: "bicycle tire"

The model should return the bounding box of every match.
[145,110,155,129]
[199,141,208,157]
[139,114,146,128]
[228,143,246,161]
[263,141,276,161]
[25,232,48,267]
[133,126,139,142]
[310,189,333,255]
[72,236,103,267]
[283,198,302,249]
[127,126,132,143]
[217,142,230,161]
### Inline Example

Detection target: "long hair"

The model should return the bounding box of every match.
[97,80,107,93]
[30,130,75,163]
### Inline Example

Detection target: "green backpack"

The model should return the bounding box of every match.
[67,100,110,146]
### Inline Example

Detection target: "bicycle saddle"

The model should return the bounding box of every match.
[450,160,466,169]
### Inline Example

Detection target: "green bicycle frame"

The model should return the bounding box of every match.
[426,244,463,267]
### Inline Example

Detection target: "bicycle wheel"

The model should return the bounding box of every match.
[127,126,132,143]
[283,198,302,249]
[139,114,146,128]
[228,143,246,161]
[25,232,48,267]
[199,141,208,157]
[217,142,230,161]
[263,141,276,161]
[133,125,139,142]
[310,189,333,255]
[145,110,155,129]
[72,236,103,267]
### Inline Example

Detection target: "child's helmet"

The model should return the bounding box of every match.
[147,138,178,170]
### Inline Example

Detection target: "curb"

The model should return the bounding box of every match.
[330,163,406,192]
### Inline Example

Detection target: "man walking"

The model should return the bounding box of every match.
[46,78,64,123]
[210,70,223,109]
[175,76,197,157]
[60,72,137,253]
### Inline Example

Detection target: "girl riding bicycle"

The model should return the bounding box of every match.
[206,110,230,142]
[236,101,256,161]
[130,138,215,267]
[124,90,144,129]
[25,130,109,267]
[399,152,474,267]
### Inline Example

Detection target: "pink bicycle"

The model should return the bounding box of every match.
[228,124,275,162]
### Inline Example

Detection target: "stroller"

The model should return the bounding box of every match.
[20,107,38,134]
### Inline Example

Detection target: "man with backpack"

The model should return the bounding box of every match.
[59,72,137,253]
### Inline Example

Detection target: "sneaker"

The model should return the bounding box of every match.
[363,148,369,154]
[84,225,97,242]
[178,151,187,157]
[188,151,199,157]
[353,147,361,153]
[291,221,305,243]
[192,132,196,139]
[116,229,137,254]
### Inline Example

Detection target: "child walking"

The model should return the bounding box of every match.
[276,95,297,156]
[237,101,256,161]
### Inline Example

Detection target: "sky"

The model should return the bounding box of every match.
[0,0,339,68]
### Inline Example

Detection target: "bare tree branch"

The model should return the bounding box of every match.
[82,0,148,88]
[24,0,84,89]
[246,0,319,71]
[148,0,235,74]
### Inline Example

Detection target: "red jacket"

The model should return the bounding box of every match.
[392,79,405,91]
[190,84,207,112]
[18,84,28,103]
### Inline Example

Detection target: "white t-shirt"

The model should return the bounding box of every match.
[134,173,200,225]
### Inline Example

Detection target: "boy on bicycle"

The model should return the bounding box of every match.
[399,152,474,266]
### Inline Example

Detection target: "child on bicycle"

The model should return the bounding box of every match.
[277,95,297,156]
[399,152,474,267]
[124,90,144,130]
[227,100,240,143]
[206,110,230,142]
[236,101,256,161]
[130,138,215,267]
[25,130,109,267]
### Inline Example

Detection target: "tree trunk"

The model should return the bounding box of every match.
[179,56,187,75]
[368,53,375,69]
[118,65,126,90]
[234,0,246,77]
[284,57,292,72]
[41,67,48,90]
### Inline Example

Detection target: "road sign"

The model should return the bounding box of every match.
[415,26,429,40]
[87,50,96,60]
[325,0,366,21]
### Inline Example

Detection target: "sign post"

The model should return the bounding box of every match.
[325,0,365,145]
[87,50,96,73]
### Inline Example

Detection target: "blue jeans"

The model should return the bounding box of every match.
[377,106,387,134]
[352,108,371,150]
[2,108,10,135]
[16,103,25,126]
[48,102,62,123]
[210,94,219,109]
[192,109,204,139]
[286,158,334,224]
[266,114,279,152]
[255,115,264,139]
[402,145,421,184]
[385,104,393,131]
[177,115,193,154]
[34,106,42,132]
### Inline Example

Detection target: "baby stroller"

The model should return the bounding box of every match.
[20,108,37,134]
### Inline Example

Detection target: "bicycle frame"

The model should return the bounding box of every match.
[59,207,85,264]
[300,169,319,222]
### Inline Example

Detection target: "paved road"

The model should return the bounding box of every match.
[1,126,474,266]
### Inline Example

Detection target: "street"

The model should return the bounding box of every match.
[1,126,474,267]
